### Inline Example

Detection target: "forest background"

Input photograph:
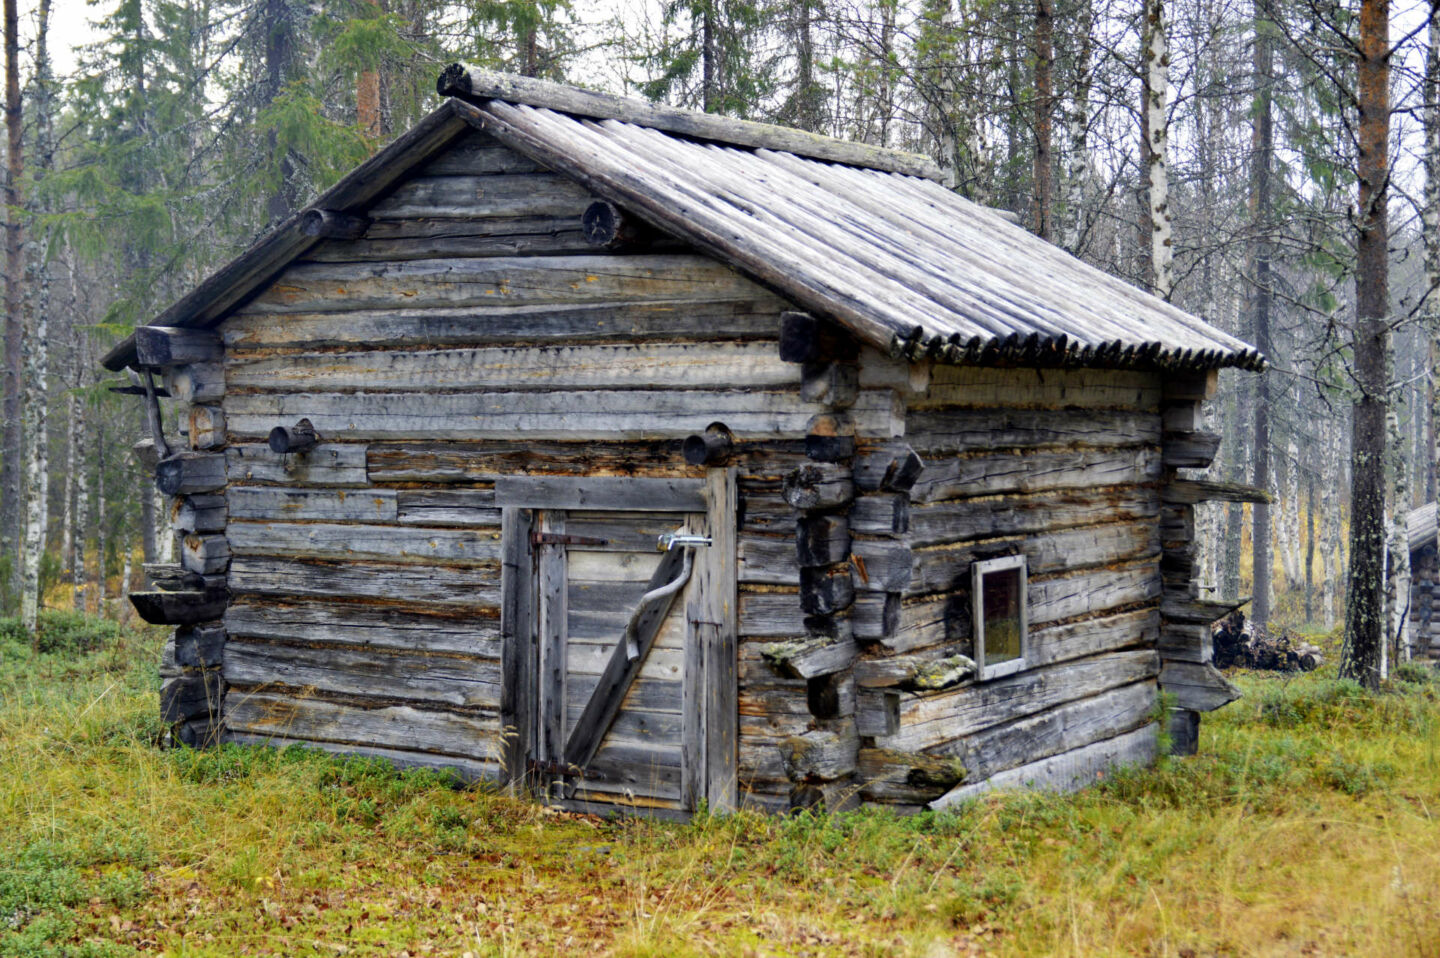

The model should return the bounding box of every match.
[0,0,1436,681]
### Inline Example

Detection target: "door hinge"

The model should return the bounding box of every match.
[530,531,609,547]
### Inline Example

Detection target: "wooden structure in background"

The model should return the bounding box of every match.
[1404,503,1440,661]
[103,67,1260,815]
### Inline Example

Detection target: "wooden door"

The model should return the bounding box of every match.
[496,474,737,817]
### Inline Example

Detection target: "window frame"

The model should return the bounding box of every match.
[972,554,1029,680]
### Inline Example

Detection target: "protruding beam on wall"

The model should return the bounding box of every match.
[682,422,734,466]
[301,208,372,240]
[134,326,223,368]
[778,311,860,364]
[268,418,319,455]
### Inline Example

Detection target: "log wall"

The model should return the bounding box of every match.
[1411,544,1440,661]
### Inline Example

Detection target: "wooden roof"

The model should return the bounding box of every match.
[105,67,1262,373]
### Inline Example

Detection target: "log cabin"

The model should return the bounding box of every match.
[1405,503,1440,661]
[102,66,1264,817]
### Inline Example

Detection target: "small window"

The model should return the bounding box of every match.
[973,556,1028,680]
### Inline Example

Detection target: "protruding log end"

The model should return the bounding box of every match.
[682,422,734,466]
[268,418,318,455]
[301,209,372,240]
[581,200,652,249]
[437,63,472,97]
[779,312,859,363]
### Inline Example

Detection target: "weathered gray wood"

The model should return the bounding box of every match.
[226,341,795,393]
[895,446,1163,504]
[796,514,850,568]
[367,173,594,219]
[419,130,544,175]
[164,363,223,403]
[853,648,976,690]
[225,690,499,761]
[851,539,914,592]
[225,389,877,442]
[908,487,1159,548]
[268,419,318,454]
[228,557,500,606]
[132,437,167,470]
[855,747,968,804]
[904,407,1159,454]
[368,439,808,483]
[161,671,225,723]
[854,689,901,736]
[737,588,807,637]
[682,425,735,466]
[1157,623,1213,663]
[156,452,227,496]
[779,312,860,364]
[145,563,189,592]
[582,199,659,249]
[1159,660,1242,712]
[130,590,229,625]
[758,623,858,680]
[565,546,687,771]
[945,680,1156,785]
[397,489,499,527]
[1163,478,1274,505]
[301,209,372,239]
[174,624,227,668]
[853,445,925,493]
[224,297,789,350]
[929,723,1158,809]
[1162,431,1222,469]
[495,476,704,511]
[800,564,854,615]
[189,406,227,450]
[225,597,500,656]
[227,444,369,487]
[800,360,859,408]
[173,494,227,534]
[181,534,232,575]
[536,513,567,773]
[780,728,859,782]
[227,487,398,522]
[134,326,222,367]
[438,64,944,180]
[783,462,854,510]
[224,640,501,709]
[915,366,1161,412]
[239,255,773,315]
[849,494,909,535]
[701,467,739,810]
[906,521,1159,596]
[1168,708,1200,757]
[307,217,592,261]
[1160,369,1218,401]
[878,650,1159,752]
[499,509,533,789]
[226,520,501,565]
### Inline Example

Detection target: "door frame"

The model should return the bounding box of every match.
[496,470,738,813]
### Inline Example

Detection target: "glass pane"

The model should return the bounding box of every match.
[982,567,1023,664]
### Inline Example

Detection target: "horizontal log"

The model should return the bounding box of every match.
[268,419,319,455]
[224,639,501,709]
[855,689,901,737]
[853,651,976,691]
[1157,622,1213,663]
[189,406,227,450]
[852,444,924,493]
[366,173,595,220]
[224,733,501,784]
[161,671,225,723]
[916,366,1161,412]
[851,540,913,592]
[228,487,399,522]
[227,520,501,566]
[758,628,859,680]
[783,462,854,510]
[157,452,227,496]
[130,590,229,626]
[495,475,704,511]
[781,728,859,782]
[164,363,224,403]
[227,444,370,487]
[173,494,227,534]
[134,326,223,367]
[419,131,544,175]
[1163,479,1273,505]
[849,493,909,536]
[796,514,849,568]
[1161,431,1222,469]
[855,747,967,805]
[228,557,500,607]
[224,298,789,351]
[225,690,500,762]
[799,360,859,407]
[930,723,1158,809]
[175,624,227,668]
[181,534,232,575]
[225,598,499,657]
[876,649,1159,753]
[1159,660,1242,712]
[240,255,773,315]
[896,446,1162,504]
[800,564,854,615]
[225,341,797,393]
[301,209,371,239]
[225,390,900,442]
[908,487,1159,548]
[307,216,593,261]
[904,406,1159,455]
[738,589,807,637]
[397,489,500,527]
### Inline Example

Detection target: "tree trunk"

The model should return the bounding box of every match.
[1305,470,1315,624]
[1387,402,1411,662]
[1142,0,1172,298]
[1033,0,1054,241]
[1342,0,1391,689]
[264,0,300,223]
[1428,5,1440,509]
[1,0,22,582]
[702,1,718,113]
[1249,0,1274,631]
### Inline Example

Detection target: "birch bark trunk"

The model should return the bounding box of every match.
[1142,0,1172,298]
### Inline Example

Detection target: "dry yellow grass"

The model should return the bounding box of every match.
[1,614,1437,957]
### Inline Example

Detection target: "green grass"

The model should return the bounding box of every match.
[1,617,1438,956]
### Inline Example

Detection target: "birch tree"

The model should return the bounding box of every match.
[1142,0,1172,298]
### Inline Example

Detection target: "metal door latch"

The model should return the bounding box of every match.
[657,532,711,551]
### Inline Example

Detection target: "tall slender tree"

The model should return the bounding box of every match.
[1250,0,1275,631]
